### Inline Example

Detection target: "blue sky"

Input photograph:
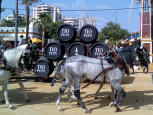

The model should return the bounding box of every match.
[1,0,141,33]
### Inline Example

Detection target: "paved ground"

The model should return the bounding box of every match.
[0,64,153,115]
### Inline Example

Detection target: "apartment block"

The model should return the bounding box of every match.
[61,16,96,31]
[33,3,61,22]
[4,14,26,20]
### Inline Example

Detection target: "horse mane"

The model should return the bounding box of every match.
[4,44,28,68]
[116,45,136,65]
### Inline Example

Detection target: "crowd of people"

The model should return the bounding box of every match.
[0,35,140,58]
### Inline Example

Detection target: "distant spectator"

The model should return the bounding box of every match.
[104,36,110,48]
[18,35,26,46]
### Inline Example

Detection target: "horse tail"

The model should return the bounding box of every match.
[51,59,66,86]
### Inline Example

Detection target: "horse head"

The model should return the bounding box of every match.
[20,43,40,71]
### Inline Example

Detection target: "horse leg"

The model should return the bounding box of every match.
[132,66,134,74]
[17,80,30,102]
[2,81,16,109]
[94,82,104,99]
[73,79,90,114]
[109,86,118,107]
[147,64,148,72]
[68,84,77,103]
[143,67,145,73]
[111,83,126,112]
[143,65,148,73]
[56,79,72,112]
[145,64,148,73]
[1,83,5,103]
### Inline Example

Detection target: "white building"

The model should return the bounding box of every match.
[84,16,96,26]
[61,16,96,31]
[4,14,26,20]
[78,16,96,28]
[0,21,42,41]
[61,17,79,30]
[33,3,61,22]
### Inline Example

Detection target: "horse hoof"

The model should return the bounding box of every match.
[85,110,90,114]
[58,108,63,112]
[10,106,17,110]
[69,98,73,103]
[109,102,114,107]
[25,99,30,102]
[116,106,121,112]
[94,97,98,100]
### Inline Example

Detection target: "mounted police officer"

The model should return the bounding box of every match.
[104,36,110,48]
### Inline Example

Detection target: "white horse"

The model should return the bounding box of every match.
[0,44,31,109]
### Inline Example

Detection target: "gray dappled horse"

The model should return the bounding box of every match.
[55,43,146,113]
[0,44,38,109]
[53,44,140,98]
[56,55,126,113]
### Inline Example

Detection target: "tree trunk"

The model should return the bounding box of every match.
[0,0,2,19]
[26,6,29,43]
[42,24,45,47]
[151,2,153,54]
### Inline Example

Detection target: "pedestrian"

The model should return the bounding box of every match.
[104,36,110,48]
[18,35,26,46]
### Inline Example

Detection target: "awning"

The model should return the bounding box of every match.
[129,38,135,42]
[30,37,44,43]
[118,39,123,43]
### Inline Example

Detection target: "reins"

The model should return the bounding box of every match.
[81,69,104,89]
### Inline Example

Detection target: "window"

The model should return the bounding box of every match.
[1,29,3,32]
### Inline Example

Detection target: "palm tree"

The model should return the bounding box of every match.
[151,0,153,40]
[21,0,41,43]
[0,0,2,19]
[34,12,52,46]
